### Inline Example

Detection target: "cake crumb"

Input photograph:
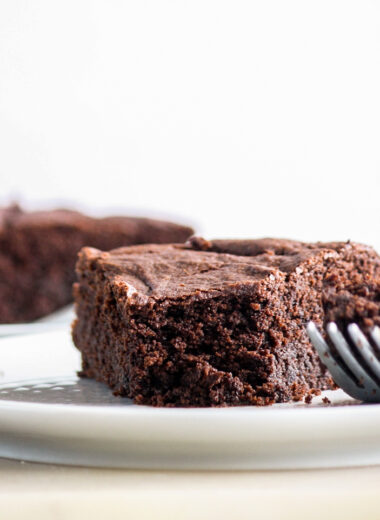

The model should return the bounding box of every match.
[322,397,331,405]
[305,394,313,404]
[304,388,321,404]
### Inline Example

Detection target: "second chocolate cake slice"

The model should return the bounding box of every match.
[0,205,193,323]
[72,237,380,407]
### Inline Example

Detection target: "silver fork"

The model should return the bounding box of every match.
[307,322,380,403]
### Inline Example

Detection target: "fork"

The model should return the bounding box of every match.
[307,322,380,403]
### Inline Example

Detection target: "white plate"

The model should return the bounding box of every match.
[1,330,380,470]
[0,305,74,337]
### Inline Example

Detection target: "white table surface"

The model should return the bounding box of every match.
[1,458,379,520]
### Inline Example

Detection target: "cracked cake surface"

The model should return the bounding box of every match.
[72,236,380,407]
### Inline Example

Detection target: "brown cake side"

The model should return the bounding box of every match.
[72,238,380,407]
[192,237,380,330]
[0,205,193,323]
[322,259,380,332]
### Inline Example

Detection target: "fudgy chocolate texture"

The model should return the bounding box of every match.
[72,237,380,407]
[0,205,193,323]
[191,237,380,328]
[322,259,380,332]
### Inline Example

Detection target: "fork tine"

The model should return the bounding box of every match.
[370,327,380,350]
[306,322,364,394]
[327,323,378,392]
[347,324,380,380]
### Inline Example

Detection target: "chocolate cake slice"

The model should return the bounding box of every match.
[0,205,193,323]
[72,237,380,407]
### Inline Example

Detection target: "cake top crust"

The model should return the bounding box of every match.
[0,204,193,238]
[78,237,378,302]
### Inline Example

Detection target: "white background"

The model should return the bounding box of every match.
[0,1,379,249]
